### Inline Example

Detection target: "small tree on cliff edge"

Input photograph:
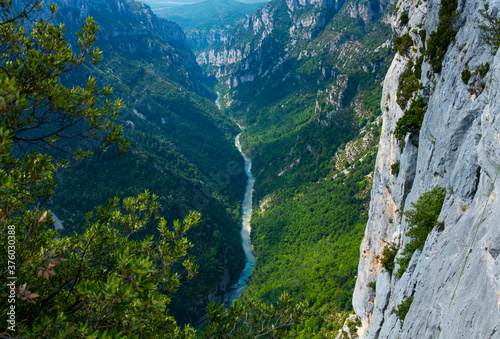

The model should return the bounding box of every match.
[0,1,306,337]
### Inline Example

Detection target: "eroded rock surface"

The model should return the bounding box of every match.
[353,0,500,337]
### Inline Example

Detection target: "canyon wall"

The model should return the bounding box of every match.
[353,0,500,337]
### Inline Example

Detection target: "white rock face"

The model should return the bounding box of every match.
[197,0,355,72]
[197,47,247,66]
[353,0,500,337]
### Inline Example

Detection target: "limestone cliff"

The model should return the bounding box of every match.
[15,0,190,50]
[197,0,370,70]
[196,0,391,113]
[353,0,500,337]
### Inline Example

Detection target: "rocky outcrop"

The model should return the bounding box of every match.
[197,46,249,66]
[197,0,387,90]
[187,28,229,52]
[196,2,277,68]
[353,0,500,337]
[15,0,189,48]
[285,0,344,12]
[345,0,383,22]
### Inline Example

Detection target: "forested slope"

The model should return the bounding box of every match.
[199,0,395,335]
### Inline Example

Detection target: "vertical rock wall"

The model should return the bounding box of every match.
[353,0,500,337]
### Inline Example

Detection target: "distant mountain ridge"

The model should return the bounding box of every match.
[142,0,267,10]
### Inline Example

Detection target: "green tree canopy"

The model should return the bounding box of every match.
[0,0,128,161]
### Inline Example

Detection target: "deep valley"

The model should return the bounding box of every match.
[1,0,499,337]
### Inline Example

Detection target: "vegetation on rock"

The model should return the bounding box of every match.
[394,296,414,328]
[394,96,428,141]
[381,243,400,271]
[478,4,500,53]
[393,33,413,56]
[396,59,421,109]
[395,186,446,277]
[461,65,472,84]
[391,160,400,177]
[425,0,458,73]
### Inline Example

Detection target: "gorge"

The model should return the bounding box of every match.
[152,0,500,335]
[2,0,499,337]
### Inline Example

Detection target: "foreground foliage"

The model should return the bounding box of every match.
[2,190,200,337]
[204,292,308,338]
[0,0,127,162]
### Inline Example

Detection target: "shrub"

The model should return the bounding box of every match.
[381,243,400,271]
[367,281,377,292]
[391,160,400,176]
[393,33,414,56]
[478,4,500,53]
[400,12,409,25]
[414,55,424,79]
[394,296,414,328]
[395,186,446,277]
[346,317,362,337]
[392,4,399,15]
[477,62,490,78]
[461,66,472,84]
[397,59,421,109]
[418,29,427,49]
[463,63,490,96]
[394,96,428,141]
[425,0,458,73]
